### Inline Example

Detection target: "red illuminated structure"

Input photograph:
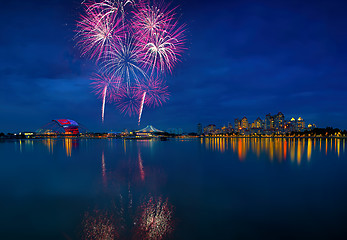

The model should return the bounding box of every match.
[37,119,87,135]
[55,119,80,134]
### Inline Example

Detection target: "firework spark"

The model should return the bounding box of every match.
[75,6,123,61]
[132,2,175,39]
[76,0,185,122]
[138,77,169,107]
[139,23,185,74]
[87,0,135,25]
[115,86,142,116]
[102,36,148,91]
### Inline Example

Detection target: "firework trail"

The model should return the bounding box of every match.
[91,73,119,123]
[138,91,146,125]
[139,77,169,107]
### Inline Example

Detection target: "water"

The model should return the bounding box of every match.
[0,137,346,239]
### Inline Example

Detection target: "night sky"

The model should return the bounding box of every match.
[1,0,347,133]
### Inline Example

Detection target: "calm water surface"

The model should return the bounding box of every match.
[0,138,346,239]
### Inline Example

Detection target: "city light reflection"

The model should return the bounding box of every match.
[201,137,344,164]
[64,138,72,157]
[337,139,340,157]
[307,138,312,162]
[81,142,173,240]
[43,138,55,154]
[138,151,145,182]
[63,138,79,157]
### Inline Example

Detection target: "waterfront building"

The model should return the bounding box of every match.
[274,112,285,130]
[254,117,263,129]
[307,123,316,130]
[241,117,248,130]
[36,119,87,135]
[264,113,274,130]
[135,125,166,137]
[204,124,216,135]
[234,118,240,132]
[221,126,228,134]
[297,117,305,131]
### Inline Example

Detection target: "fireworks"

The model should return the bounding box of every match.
[102,36,147,90]
[75,6,123,61]
[132,2,176,40]
[91,73,119,122]
[139,77,169,107]
[75,0,186,123]
[115,86,142,116]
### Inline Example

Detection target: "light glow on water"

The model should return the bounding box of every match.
[0,138,346,239]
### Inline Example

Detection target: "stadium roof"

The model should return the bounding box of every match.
[135,125,164,133]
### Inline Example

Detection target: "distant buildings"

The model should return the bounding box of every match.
[204,124,216,135]
[198,112,315,136]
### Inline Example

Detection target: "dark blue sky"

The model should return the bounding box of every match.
[1,0,346,133]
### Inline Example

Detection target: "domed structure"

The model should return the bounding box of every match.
[37,119,88,135]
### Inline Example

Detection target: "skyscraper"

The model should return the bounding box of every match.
[265,113,274,130]
[297,117,305,131]
[241,117,248,129]
[234,118,240,132]
[274,112,285,130]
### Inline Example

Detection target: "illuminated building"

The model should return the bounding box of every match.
[204,124,216,134]
[37,119,87,135]
[274,112,285,130]
[307,123,316,130]
[264,113,274,130]
[221,126,228,134]
[228,122,233,133]
[254,117,263,128]
[135,125,165,137]
[241,117,248,129]
[250,117,263,134]
[297,117,305,131]
[234,118,240,132]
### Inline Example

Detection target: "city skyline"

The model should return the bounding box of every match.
[1,0,347,133]
[201,112,315,135]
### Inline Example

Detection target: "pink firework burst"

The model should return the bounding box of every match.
[86,0,135,24]
[139,22,185,74]
[115,86,142,116]
[137,78,169,107]
[75,5,123,61]
[131,1,176,40]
